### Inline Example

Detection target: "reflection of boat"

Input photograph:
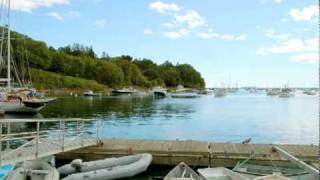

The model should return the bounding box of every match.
[84,90,101,96]
[58,153,152,180]
[171,92,200,98]
[6,160,59,180]
[164,162,203,180]
[0,164,14,180]
[198,167,249,180]
[214,89,227,97]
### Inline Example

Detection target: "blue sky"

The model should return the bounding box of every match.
[7,0,319,87]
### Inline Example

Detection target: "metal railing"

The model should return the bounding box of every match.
[0,118,100,166]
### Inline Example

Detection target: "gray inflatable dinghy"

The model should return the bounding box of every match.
[58,153,152,180]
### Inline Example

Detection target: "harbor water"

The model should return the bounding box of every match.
[28,90,319,145]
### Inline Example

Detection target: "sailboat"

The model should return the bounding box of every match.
[0,0,55,114]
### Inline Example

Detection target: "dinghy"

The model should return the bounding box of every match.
[253,173,292,180]
[197,167,250,180]
[58,153,152,180]
[164,162,203,180]
[5,160,59,180]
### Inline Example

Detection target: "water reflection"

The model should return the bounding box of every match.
[2,93,319,144]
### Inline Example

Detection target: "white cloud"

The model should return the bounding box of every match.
[174,10,206,29]
[94,19,106,27]
[274,0,283,3]
[257,37,318,55]
[143,29,153,35]
[48,12,63,20]
[6,0,69,12]
[290,53,318,63]
[290,5,319,21]
[163,29,189,39]
[265,29,289,40]
[48,11,80,20]
[196,32,247,41]
[149,1,182,14]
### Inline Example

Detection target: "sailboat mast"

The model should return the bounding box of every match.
[7,0,10,89]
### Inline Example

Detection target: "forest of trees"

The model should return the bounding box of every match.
[5,30,205,89]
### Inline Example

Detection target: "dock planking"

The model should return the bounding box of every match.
[56,139,319,168]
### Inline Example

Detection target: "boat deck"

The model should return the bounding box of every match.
[57,139,319,168]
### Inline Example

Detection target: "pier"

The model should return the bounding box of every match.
[57,139,319,168]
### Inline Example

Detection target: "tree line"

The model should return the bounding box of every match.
[7,30,205,89]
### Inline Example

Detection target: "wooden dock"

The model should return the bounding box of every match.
[57,139,319,168]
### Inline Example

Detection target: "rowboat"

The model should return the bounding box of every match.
[5,160,59,180]
[197,167,250,180]
[164,162,203,180]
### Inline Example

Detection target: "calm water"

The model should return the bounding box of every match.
[32,90,319,145]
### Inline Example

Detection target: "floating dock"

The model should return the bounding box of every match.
[56,139,319,168]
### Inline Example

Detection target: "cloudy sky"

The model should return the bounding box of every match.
[6,0,319,87]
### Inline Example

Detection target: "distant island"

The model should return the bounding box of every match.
[5,30,205,91]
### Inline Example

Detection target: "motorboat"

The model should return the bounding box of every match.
[84,90,101,96]
[214,89,227,97]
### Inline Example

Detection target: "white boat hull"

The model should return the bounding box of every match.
[0,101,43,114]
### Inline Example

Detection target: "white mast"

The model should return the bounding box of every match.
[7,0,10,89]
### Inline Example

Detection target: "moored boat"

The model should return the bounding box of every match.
[214,89,227,97]
[58,153,152,180]
[198,167,250,180]
[5,160,59,180]
[153,87,168,97]
[84,90,101,96]
[111,88,137,96]
[164,162,203,180]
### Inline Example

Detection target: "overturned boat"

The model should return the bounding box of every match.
[164,162,203,180]
[58,153,152,180]
[5,160,59,180]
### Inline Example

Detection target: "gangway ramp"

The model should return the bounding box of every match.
[0,118,100,166]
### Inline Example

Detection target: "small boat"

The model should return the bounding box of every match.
[111,88,137,96]
[0,164,14,180]
[6,160,59,180]
[197,167,250,180]
[266,89,280,96]
[84,90,101,96]
[0,92,55,114]
[214,89,227,97]
[253,173,292,180]
[303,90,316,95]
[58,153,152,180]
[153,87,168,97]
[233,146,319,180]
[164,162,203,180]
